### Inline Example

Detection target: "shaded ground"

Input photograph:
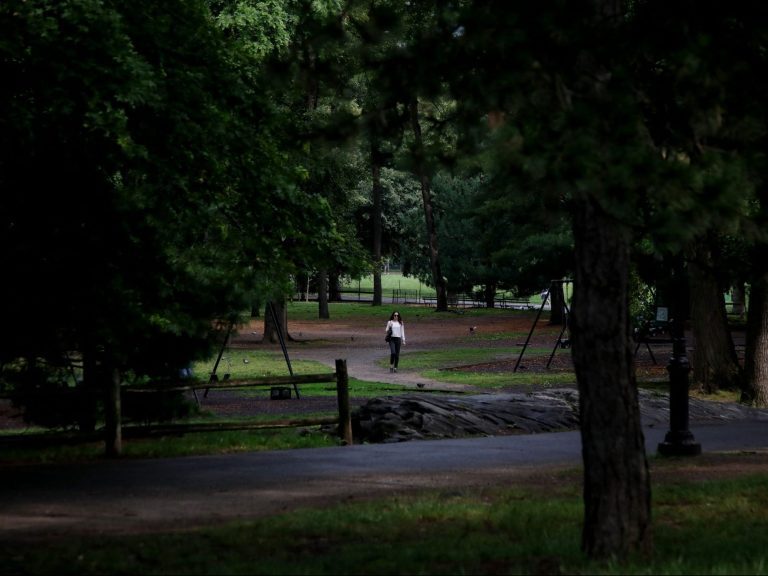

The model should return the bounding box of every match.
[2,308,767,541]
[0,309,717,427]
[195,309,673,417]
[202,309,763,447]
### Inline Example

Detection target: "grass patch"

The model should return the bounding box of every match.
[423,369,579,389]
[387,347,522,371]
[459,330,535,343]
[194,349,404,399]
[118,427,340,458]
[615,472,768,575]
[5,459,768,575]
[342,271,434,295]
[191,348,327,381]
[0,363,415,464]
[0,427,341,464]
[286,301,540,323]
[0,372,413,464]
[341,272,553,303]
[639,380,742,403]
[388,347,577,389]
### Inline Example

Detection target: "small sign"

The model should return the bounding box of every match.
[270,386,292,400]
[655,307,669,322]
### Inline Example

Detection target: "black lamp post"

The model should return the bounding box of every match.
[657,264,701,457]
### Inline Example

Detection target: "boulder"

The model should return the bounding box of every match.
[351,387,768,444]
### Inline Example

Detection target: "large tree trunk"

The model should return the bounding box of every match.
[549,281,566,326]
[104,366,122,458]
[302,41,328,319]
[317,269,329,319]
[83,345,122,457]
[743,261,768,406]
[264,300,288,344]
[484,282,496,308]
[687,237,742,393]
[329,272,341,302]
[565,0,652,559]
[372,140,384,307]
[409,96,448,311]
[570,198,652,558]
[79,345,101,434]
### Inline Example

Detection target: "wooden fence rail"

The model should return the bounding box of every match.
[1,359,354,456]
[122,372,337,394]
[115,359,353,455]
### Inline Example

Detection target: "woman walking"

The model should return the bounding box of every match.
[385,311,406,373]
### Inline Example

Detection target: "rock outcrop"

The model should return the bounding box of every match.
[351,387,768,444]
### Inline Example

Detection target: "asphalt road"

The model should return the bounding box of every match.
[2,418,767,540]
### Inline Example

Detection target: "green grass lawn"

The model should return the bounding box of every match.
[2,302,738,463]
[339,272,561,302]
[2,304,763,574]
[342,270,432,293]
[3,455,767,575]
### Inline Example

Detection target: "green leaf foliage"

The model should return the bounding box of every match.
[0,0,338,385]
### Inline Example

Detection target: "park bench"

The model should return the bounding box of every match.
[497,296,535,310]
[633,318,673,365]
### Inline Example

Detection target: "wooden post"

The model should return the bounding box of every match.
[335,359,353,445]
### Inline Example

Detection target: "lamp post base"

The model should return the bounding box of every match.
[658,431,701,456]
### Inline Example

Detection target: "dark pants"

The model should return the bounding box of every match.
[388,337,402,368]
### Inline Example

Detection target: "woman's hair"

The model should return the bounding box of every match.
[389,311,404,322]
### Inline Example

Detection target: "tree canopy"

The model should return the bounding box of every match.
[0,0,339,380]
[4,0,768,562]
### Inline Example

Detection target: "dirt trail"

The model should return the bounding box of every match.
[230,310,558,393]
[4,309,768,541]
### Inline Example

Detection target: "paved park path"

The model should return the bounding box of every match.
[3,311,767,540]
[3,417,768,540]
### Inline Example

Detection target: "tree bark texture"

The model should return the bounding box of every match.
[409,96,448,311]
[372,141,384,307]
[744,267,768,406]
[687,238,741,392]
[264,300,288,344]
[329,272,341,302]
[549,281,566,326]
[484,282,496,309]
[570,197,652,558]
[104,367,122,457]
[79,346,100,434]
[317,269,329,319]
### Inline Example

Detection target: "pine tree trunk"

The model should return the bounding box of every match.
[561,0,652,558]
[744,268,768,406]
[409,96,448,311]
[264,300,288,344]
[329,272,341,302]
[104,367,122,458]
[571,197,652,558]
[372,142,383,307]
[79,346,100,433]
[549,282,566,326]
[484,282,496,308]
[317,269,329,319]
[687,238,741,392]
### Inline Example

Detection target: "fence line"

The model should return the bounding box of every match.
[0,360,355,453]
[295,289,540,309]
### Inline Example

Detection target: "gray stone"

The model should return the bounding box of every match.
[350,387,768,444]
